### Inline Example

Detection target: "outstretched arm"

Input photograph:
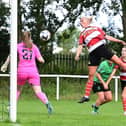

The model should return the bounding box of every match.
[1,55,10,72]
[105,35,126,45]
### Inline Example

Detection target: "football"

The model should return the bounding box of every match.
[40,30,51,41]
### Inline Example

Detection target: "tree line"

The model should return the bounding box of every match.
[0,0,126,70]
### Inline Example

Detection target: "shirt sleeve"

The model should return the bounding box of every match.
[114,64,119,69]
[114,57,122,69]
[97,62,105,73]
[78,32,84,45]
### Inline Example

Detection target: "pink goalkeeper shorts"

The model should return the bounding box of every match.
[17,71,40,86]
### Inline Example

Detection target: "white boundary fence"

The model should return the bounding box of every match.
[0,74,120,101]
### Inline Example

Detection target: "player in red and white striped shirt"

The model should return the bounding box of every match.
[118,46,126,115]
[75,16,126,103]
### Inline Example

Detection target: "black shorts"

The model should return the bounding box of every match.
[92,81,111,93]
[120,80,126,91]
[88,44,114,66]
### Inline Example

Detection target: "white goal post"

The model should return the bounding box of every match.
[10,0,17,122]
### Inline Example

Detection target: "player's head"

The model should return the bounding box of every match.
[121,46,126,58]
[21,31,31,41]
[80,16,93,28]
[21,31,32,48]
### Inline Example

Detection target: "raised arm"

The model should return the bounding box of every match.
[105,35,126,45]
[1,55,10,72]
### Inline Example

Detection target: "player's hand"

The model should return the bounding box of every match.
[75,55,80,61]
[0,64,8,72]
[38,57,45,64]
[103,84,108,90]
[41,59,45,64]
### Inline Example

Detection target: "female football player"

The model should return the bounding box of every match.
[1,31,53,114]
[118,46,126,115]
[91,60,117,114]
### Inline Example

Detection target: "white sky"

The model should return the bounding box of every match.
[2,0,9,3]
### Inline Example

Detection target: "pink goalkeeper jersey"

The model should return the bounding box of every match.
[17,42,41,73]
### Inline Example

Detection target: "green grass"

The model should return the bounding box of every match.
[0,78,124,126]
[0,99,126,126]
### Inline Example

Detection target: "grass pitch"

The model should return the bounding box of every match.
[0,99,126,126]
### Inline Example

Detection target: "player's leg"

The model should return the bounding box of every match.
[92,92,105,113]
[122,91,126,116]
[121,88,126,115]
[92,90,112,114]
[111,55,126,70]
[17,72,27,100]
[91,82,108,114]
[120,80,126,115]
[78,66,97,103]
[78,49,101,103]
[97,44,126,69]
[100,45,126,70]
[17,85,23,100]
[32,85,48,104]
[29,72,53,114]
[29,73,49,104]
[101,91,112,105]
[85,66,97,97]
[32,85,53,114]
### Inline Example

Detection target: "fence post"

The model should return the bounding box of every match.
[115,77,118,102]
[56,76,60,100]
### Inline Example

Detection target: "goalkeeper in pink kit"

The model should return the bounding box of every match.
[1,31,53,114]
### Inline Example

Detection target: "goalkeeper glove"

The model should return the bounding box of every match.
[1,64,8,72]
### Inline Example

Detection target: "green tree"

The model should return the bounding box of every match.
[18,0,102,64]
[100,0,126,39]
[121,0,126,40]
[20,0,102,49]
[56,26,80,53]
[92,0,126,55]
[0,2,10,64]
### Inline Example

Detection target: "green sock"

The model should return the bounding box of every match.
[94,105,99,112]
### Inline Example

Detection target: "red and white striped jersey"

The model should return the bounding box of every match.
[79,26,106,53]
[119,57,126,81]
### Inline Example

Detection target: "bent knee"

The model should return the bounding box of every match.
[106,97,112,102]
